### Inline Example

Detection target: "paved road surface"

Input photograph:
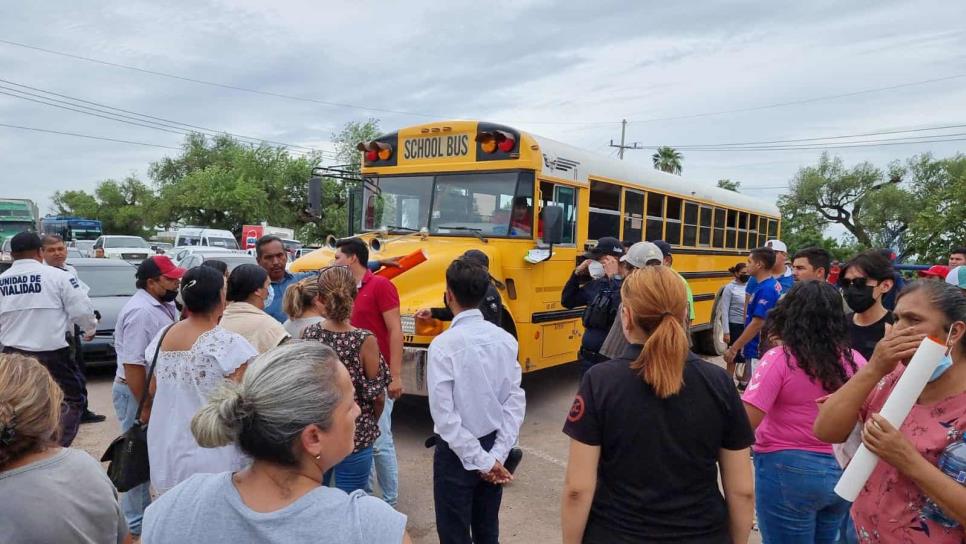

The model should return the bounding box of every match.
[76,357,761,543]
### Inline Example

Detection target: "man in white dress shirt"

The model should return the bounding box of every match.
[0,231,97,446]
[428,256,526,544]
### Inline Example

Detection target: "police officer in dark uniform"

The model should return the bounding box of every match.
[416,249,507,331]
[562,236,624,375]
[0,232,97,446]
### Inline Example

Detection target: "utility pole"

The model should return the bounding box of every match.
[609,119,642,160]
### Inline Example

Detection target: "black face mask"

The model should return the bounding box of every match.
[843,285,877,313]
[738,274,749,283]
[160,289,179,303]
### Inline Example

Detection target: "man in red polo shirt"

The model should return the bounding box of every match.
[334,237,404,506]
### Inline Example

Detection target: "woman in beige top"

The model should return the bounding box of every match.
[220,264,289,352]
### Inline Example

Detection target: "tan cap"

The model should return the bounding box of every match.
[620,241,664,269]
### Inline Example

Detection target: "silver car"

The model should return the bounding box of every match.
[70,258,138,367]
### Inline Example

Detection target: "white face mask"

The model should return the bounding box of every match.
[588,260,605,280]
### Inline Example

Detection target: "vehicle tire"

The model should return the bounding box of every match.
[693,286,728,356]
[692,328,717,356]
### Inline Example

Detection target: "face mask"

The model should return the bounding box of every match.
[929,325,961,382]
[738,274,749,283]
[263,284,275,308]
[160,289,179,303]
[588,260,605,280]
[843,284,877,313]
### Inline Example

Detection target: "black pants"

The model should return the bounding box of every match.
[2,346,84,446]
[434,431,502,544]
[69,328,92,413]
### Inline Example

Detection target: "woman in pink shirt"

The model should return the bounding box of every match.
[816,280,966,543]
[742,280,865,543]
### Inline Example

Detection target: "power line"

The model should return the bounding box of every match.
[652,122,966,149]
[625,74,966,124]
[641,135,966,152]
[0,38,446,120]
[658,132,966,151]
[0,78,337,157]
[0,121,182,149]
[608,119,642,159]
[3,39,965,128]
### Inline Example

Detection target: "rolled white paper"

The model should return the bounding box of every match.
[834,336,948,501]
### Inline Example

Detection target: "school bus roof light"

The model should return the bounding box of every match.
[478,132,498,154]
[356,141,393,162]
[478,130,515,154]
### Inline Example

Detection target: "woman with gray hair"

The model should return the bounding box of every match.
[141,341,411,544]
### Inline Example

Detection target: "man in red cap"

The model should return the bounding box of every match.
[918,264,950,280]
[111,254,185,537]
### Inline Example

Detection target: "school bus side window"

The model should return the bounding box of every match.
[588,180,620,241]
[713,207,726,247]
[539,181,576,245]
[645,192,664,241]
[665,196,682,245]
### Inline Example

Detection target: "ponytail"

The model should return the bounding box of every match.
[622,267,689,398]
[282,278,320,319]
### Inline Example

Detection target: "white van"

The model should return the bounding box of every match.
[174,228,239,250]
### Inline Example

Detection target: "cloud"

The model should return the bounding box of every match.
[0,0,963,227]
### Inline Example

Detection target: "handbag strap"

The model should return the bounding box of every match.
[134,323,175,424]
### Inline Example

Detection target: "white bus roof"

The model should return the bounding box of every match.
[531,135,780,217]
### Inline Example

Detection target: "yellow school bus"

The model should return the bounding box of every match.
[292,120,780,395]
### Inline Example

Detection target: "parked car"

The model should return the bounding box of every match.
[150,242,173,254]
[169,246,244,266]
[69,258,138,366]
[67,247,84,259]
[174,227,239,249]
[92,235,151,264]
[70,240,96,257]
[179,251,256,272]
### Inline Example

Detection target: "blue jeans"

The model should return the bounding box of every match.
[324,447,374,494]
[111,381,151,535]
[755,450,851,544]
[367,398,399,506]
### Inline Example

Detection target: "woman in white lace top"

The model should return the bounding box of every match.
[145,265,258,494]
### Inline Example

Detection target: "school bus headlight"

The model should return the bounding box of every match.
[415,317,445,336]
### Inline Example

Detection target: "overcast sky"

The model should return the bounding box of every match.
[2,0,965,221]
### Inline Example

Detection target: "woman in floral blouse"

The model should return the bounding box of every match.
[816,280,966,543]
[302,265,390,494]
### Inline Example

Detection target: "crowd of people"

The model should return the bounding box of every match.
[1,227,965,544]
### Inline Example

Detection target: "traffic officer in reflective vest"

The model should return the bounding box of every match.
[0,231,97,445]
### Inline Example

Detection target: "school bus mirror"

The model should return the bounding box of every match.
[307,176,322,218]
[542,205,564,245]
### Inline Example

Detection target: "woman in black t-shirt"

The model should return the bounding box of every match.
[561,267,755,544]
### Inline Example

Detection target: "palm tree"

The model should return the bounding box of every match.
[652,146,683,175]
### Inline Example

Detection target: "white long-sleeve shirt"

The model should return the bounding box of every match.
[716,279,747,334]
[427,309,526,472]
[0,258,96,351]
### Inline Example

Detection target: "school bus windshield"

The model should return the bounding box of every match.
[363,171,535,238]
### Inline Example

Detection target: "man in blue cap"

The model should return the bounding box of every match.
[562,237,624,375]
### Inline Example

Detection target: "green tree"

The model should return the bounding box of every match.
[903,153,966,261]
[149,133,324,240]
[325,118,381,237]
[652,146,683,174]
[776,192,860,261]
[783,153,915,250]
[51,177,156,236]
[717,179,740,192]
